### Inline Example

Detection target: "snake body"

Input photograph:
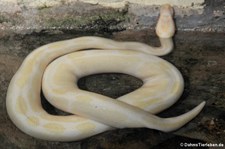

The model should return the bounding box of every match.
[6,5,205,141]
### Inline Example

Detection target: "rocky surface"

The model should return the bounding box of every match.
[0,0,224,38]
[0,29,224,148]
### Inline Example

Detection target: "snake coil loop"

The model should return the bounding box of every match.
[6,4,205,141]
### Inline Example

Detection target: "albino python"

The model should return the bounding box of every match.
[6,4,205,141]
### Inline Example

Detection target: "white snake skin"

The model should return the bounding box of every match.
[6,4,205,141]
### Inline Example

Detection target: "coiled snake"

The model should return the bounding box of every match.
[6,4,205,141]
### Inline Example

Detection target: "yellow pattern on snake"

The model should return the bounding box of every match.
[6,4,205,141]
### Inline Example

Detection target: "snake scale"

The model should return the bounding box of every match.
[6,4,205,141]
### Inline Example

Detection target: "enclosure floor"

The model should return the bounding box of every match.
[0,30,224,149]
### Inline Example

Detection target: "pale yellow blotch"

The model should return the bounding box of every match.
[47,42,64,49]
[135,98,159,109]
[27,116,39,126]
[76,94,93,104]
[28,94,42,112]
[144,76,169,92]
[171,82,182,95]
[135,64,159,79]
[43,123,65,133]
[76,122,96,133]
[16,96,27,114]
[31,76,41,93]
[40,113,86,123]
[52,87,74,94]
[16,51,42,87]
[159,61,172,71]
[49,64,76,88]
[67,52,86,60]
[16,72,31,88]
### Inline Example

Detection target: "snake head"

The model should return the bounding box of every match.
[156,4,175,38]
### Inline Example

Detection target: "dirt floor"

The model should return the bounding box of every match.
[0,29,224,149]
